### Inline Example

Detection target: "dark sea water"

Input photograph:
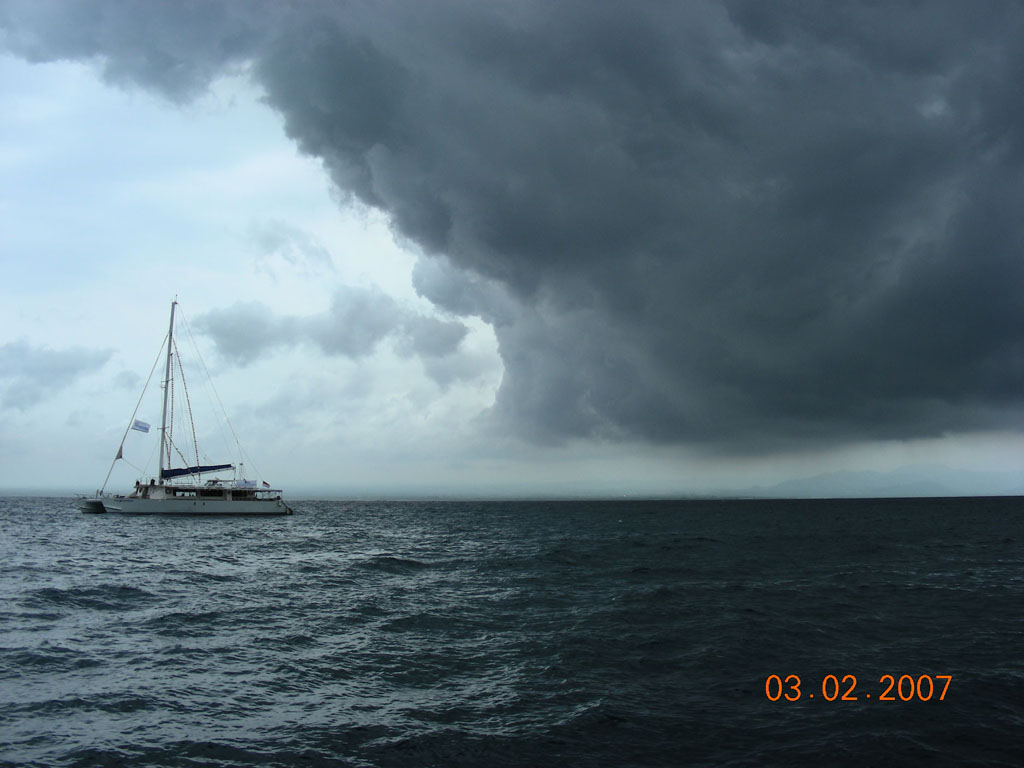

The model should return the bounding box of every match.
[1,496,1022,767]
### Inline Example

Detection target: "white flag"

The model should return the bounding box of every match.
[131,419,150,433]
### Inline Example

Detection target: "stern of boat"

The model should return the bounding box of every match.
[79,498,107,514]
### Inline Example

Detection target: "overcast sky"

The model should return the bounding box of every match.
[1,1,1022,497]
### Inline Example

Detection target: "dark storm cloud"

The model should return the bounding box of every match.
[5,0,1023,447]
[0,0,267,100]
[0,341,112,410]
[196,287,468,370]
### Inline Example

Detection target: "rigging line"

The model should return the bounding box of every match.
[173,337,201,468]
[165,355,192,472]
[186,327,232,465]
[137,424,161,481]
[121,457,146,475]
[170,441,192,472]
[178,306,265,482]
[167,349,175,471]
[100,332,168,495]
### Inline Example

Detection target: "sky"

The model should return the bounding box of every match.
[1,0,1022,498]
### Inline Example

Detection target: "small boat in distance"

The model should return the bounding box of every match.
[81,300,293,515]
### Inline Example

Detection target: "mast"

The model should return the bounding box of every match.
[158,300,177,482]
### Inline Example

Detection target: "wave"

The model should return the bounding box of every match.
[23,584,156,611]
[355,554,431,572]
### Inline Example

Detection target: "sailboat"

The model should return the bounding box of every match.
[81,300,293,515]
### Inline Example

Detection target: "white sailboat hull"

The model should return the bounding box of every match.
[94,496,293,515]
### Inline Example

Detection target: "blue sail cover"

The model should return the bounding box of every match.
[161,463,233,480]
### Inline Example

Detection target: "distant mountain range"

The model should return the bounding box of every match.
[749,464,1024,498]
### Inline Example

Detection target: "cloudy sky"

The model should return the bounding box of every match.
[2,0,1022,497]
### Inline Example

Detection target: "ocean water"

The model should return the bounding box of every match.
[1,496,1021,767]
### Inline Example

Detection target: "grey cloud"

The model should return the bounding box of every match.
[420,348,496,390]
[0,0,267,100]
[6,0,1024,447]
[195,285,468,368]
[0,340,112,409]
[306,287,402,357]
[195,301,285,364]
[394,315,467,359]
